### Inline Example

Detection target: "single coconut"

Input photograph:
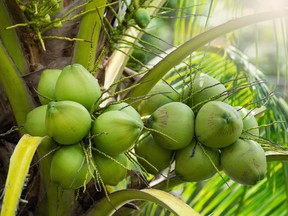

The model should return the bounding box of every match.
[134,133,173,175]
[221,139,267,185]
[103,102,142,124]
[46,101,91,145]
[37,69,61,105]
[50,143,94,189]
[183,73,227,110]
[24,105,47,136]
[91,111,143,156]
[55,64,101,111]
[235,106,260,137]
[137,83,180,116]
[134,8,150,29]
[147,102,195,150]
[195,101,243,148]
[175,140,220,182]
[93,152,127,186]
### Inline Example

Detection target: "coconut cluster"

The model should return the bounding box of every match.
[24,64,141,189]
[23,66,267,189]
[134,73,267,186]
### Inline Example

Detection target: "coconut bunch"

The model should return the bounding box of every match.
[23,64,144,189]
[23,66,267,188]
[133,74,267,186]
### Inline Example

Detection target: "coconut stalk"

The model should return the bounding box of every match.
[72,0,106,71]
[103,0,167,95]
[266,151,288,162]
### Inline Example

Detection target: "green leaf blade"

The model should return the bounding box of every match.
[85,188,199,216]
[0,135,44,216]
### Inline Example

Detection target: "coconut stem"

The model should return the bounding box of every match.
[141,115,151,125]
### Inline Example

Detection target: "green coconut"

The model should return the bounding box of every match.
[175,140,220,182]
[46,101,92,145]
[93,152,128,186]
[103,102,142,124]
[24,105,48,136]
[137,83,180,116]
[195,101,243,148]
[183,73,227,110]
[55,64,101,111]
[147,102,195,150]
[221,139,267,185]
[134,8,151,29]
[37,69,61,105]
[50,143,94,189]
[91,111,143,156]
[235,106,260,137]
[134,133,173,175]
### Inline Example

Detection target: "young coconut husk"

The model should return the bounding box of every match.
[220,139,267,185]
[46,101,92,145]
[195,101,243,149]
[175,140,221,182]
[147,102,195,150]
